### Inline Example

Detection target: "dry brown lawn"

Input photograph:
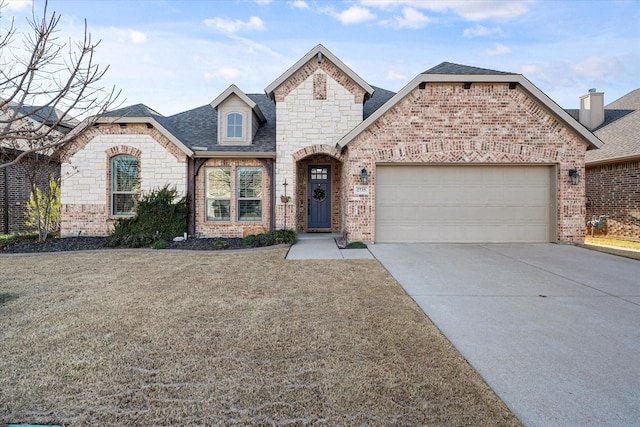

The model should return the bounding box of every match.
[0,249,521,426]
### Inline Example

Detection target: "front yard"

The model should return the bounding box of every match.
[0,249,520,426]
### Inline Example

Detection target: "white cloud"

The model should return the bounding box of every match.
[3,0,31,12]
[204,16,266,34]
[333,6,377,25]
[463,25,502,38]
[386,7,432,29]
[289,0,309,9]
[204,67,241,80]
[487,43,511,56]
[254,0,271,4]
[386,71,406,80]
[110,28,148,44]
[359,0,533,21]
[571,57,622,79]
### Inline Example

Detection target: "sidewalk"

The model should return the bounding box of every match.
[286,233,374,260]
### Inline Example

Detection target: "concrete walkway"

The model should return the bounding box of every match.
[369,243,640,427]
[286,233,374,260]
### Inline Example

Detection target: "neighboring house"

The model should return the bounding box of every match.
[571,89,640,239]
[59,44,601,243]
[0,105,75,234]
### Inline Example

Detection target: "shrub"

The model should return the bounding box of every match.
[346,241,367,249]
[212,240,230,250]
[106,185,188,248]
[152,239,169,250]
[243,229,297,248]
[0,232,40,250]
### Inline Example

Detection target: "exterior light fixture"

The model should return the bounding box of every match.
[360,168,369,185]
[568,169,580,185]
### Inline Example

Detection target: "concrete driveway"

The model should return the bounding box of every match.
[369,243,640,427]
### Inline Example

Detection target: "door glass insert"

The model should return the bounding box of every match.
[311,167,328,180]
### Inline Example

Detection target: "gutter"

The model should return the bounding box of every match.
[192,151,276,159]
[585,154,640,167]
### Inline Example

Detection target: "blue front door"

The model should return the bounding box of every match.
[308,165,331,229]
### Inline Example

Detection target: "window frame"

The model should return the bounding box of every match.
[226,112,244,140]
[110,155,139,217]
[236,167,263,222]
[205,166,232,222]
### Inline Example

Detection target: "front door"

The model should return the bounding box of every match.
[308,165,331,229]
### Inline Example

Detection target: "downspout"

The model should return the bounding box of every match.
[270,158,276,232]
[187,158,195,236]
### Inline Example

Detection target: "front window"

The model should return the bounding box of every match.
[111,155,138,216]
[205,167,231,221]
[237,168,262,221]
[227,112,243,139]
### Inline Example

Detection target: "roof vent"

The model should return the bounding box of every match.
[588,88,597,93]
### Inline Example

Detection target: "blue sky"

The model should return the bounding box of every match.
[4,0,639,115]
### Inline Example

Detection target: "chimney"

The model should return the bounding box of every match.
[579,89,604,129]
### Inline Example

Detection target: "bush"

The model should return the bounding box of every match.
[212,240,230,250]
[243,229,297,248]
[0,232,40,250]
[346,241,367,249]
[105,185,188,248]
[152,239,169,250]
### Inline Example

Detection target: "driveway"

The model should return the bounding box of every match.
[369,243,640,427]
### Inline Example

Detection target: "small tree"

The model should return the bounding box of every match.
[25,173,60,241]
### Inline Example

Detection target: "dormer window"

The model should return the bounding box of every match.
[226,112,243,139]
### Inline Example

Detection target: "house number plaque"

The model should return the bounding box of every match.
[354,185,369,195]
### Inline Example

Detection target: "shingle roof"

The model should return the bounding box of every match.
[364,86,396,120]
[423,62,514,75]
[585,88,640,164]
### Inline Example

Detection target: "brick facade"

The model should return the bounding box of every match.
[195,158,271,237]
[342,83,587,242]
[586,160,640,239]
[1,151,59,234]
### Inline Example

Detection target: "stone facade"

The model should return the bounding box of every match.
[273,57,365,232]
[60,124,188,236]
[586,160,640,239]
[342,83,588,242]
[195,158,271,238]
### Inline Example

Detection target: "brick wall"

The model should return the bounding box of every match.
[0,151,59,234]
[342,82,588,242]
[195,158,271,238]
[60,124,188,236]
[586,160,640,239]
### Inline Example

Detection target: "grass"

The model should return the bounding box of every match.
[0,250,521,426]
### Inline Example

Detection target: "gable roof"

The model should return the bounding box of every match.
[338,62,602,151]
[264,44,374,101]
[210,84,266,123]
[585,88,640,165]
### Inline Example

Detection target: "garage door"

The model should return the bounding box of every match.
[375,165,556,243]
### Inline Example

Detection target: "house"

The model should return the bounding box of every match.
[0,105,75,234]
[572,89,640,239]
[59,44,601,243]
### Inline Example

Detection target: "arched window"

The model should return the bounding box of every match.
[111,155,139,215]
[226,112,243,138]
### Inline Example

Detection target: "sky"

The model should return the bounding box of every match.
[2,0,639,116]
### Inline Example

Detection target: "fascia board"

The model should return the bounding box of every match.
[586,153,640,166]
[265,44,374,99]
[210,84,266,123]
[95,116,194,157]
[338,73,603,150]
[192,151,276,159]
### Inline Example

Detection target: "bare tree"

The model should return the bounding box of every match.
[0,0,120,169]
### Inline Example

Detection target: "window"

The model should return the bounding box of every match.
[205,167,231,221]
[237,168,262,221]
[226,112,243,139]
[111,155,138,216]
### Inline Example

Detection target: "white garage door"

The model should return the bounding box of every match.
[375,165,556,243]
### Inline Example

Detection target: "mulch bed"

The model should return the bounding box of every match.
[1,236,246,254]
